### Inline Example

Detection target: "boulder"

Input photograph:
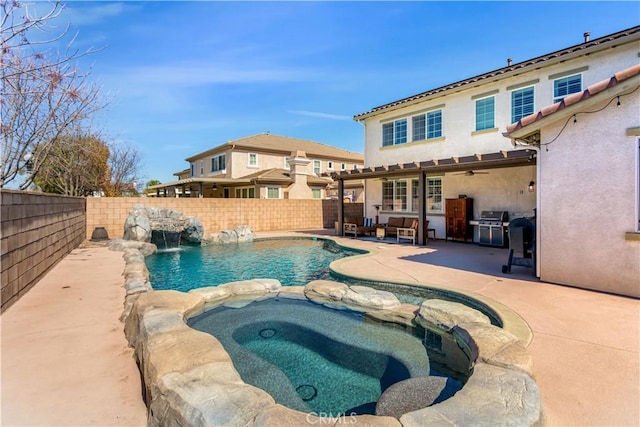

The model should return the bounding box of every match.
[343,285,401,311]
[376,376,454,418]
[123,209,152,241]
[181,217,204,244]
[416,299,491,331]
[399,363,544,427]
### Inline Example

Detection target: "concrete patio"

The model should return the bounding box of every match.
[1,231,638,426]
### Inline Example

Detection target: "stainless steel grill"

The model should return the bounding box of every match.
[478,211,508,247]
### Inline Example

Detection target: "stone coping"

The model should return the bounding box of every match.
[111,240,544,426]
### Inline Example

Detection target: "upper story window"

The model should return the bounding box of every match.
[248,153,258,167]
[313,160,321,175]
[199,160,204,175]
[327,161,334,170]
[412,114,426,141]
[475,96,495,131]
[341,163,346,171]
[211,154,226,172]
[284,157,290,170]
[426,110,442,139]
[353,164,358,170]
[511,86,535,123]
[554,74,582,103]
[412,110,442,141]
[190,163,195,177]
[382,118,407,146]
[311,188,322,199]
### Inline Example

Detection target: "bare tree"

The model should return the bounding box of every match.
[0,1,105,189]
[104,141,143,196]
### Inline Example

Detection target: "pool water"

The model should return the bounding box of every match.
[146,238,362,292]
[188,298,464,415]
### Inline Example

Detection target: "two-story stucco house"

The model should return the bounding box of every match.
[149,133,364,200]
[334,26,639,297]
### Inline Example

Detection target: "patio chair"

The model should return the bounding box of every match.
[397,219,419,245]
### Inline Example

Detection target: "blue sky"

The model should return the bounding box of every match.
[51,1,639,184]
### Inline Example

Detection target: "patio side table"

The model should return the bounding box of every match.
[376,226,386,240]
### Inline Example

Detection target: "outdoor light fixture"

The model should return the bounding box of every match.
[212,183,218,190]
[528,180,535,192]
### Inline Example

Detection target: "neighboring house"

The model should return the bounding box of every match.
[149,133,364,200]
[333,26,639,297]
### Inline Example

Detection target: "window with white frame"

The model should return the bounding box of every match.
[341,163,346,171]
[284,157,290,170]
[411,179,419,212]
[382,180,407,211]
[553,74,582,103]
[311,188,321,199]
[328,161,334,170]
[190,163,195,177]
[248,153,258,167]
[475,96,495,131]
[313,160,321,175]
[412,114,426,141]
[382,119,407,146]
[353,164,358,170]
[211,154,226,172]
[267,187,280,199]
[427,177,443,213]
[235,187,255,198]
[199,160,204,175]
[511,87,535,123]
[427,110,442,139]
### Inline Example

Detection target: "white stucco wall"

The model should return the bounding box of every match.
[537,93,640,297]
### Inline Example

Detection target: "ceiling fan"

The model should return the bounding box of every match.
[454,170,490,176]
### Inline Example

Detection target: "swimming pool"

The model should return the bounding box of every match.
[188,297,465,415]
[145,237,502,325]
[146,237,363,292]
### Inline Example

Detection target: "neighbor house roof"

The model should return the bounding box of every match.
[354,26,640,121]
[148,168,333,190]
[185,133,364,163]
[505,63,640,141]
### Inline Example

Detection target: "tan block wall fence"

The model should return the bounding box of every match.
[1,190,86,312]
[86,197,363,242]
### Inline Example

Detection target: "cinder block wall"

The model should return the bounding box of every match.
[1,190,86,312]
[86,198,364,240]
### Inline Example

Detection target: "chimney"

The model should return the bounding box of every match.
[507,57,513,66]
[583,32,590,43]
[286,151,312,199]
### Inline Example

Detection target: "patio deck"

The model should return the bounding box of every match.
[1,232,638,426]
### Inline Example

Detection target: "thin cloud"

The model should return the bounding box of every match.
[288,110,352,121]
[64,3,128,26]
[122,62,319,87]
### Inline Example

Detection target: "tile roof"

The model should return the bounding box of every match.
[186,133,363,162]
[506,63,640,134]
[354,26,640,121]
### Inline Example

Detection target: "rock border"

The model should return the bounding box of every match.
[112,240,544,426]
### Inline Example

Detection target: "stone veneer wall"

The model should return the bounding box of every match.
[0,190,86,311]
[86,198,364,240]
